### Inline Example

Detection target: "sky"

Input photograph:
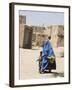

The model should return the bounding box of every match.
[19,10,64,26]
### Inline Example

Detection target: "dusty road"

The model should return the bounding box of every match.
[19,48,64,80]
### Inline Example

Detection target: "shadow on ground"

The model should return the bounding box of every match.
[40,71,64,77]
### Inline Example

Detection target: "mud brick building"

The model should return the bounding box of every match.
[47,25,64,47]
[19,16,26,48]
[19,15,64,49]
[32,25,64,47]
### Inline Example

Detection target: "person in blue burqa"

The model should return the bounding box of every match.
[39,36,56,73]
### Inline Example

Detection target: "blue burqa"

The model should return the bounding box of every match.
[41,40,55,71]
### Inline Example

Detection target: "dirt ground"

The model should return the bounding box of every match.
[19,48,64,80]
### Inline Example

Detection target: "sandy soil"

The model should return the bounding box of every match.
[19,48,64,80]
